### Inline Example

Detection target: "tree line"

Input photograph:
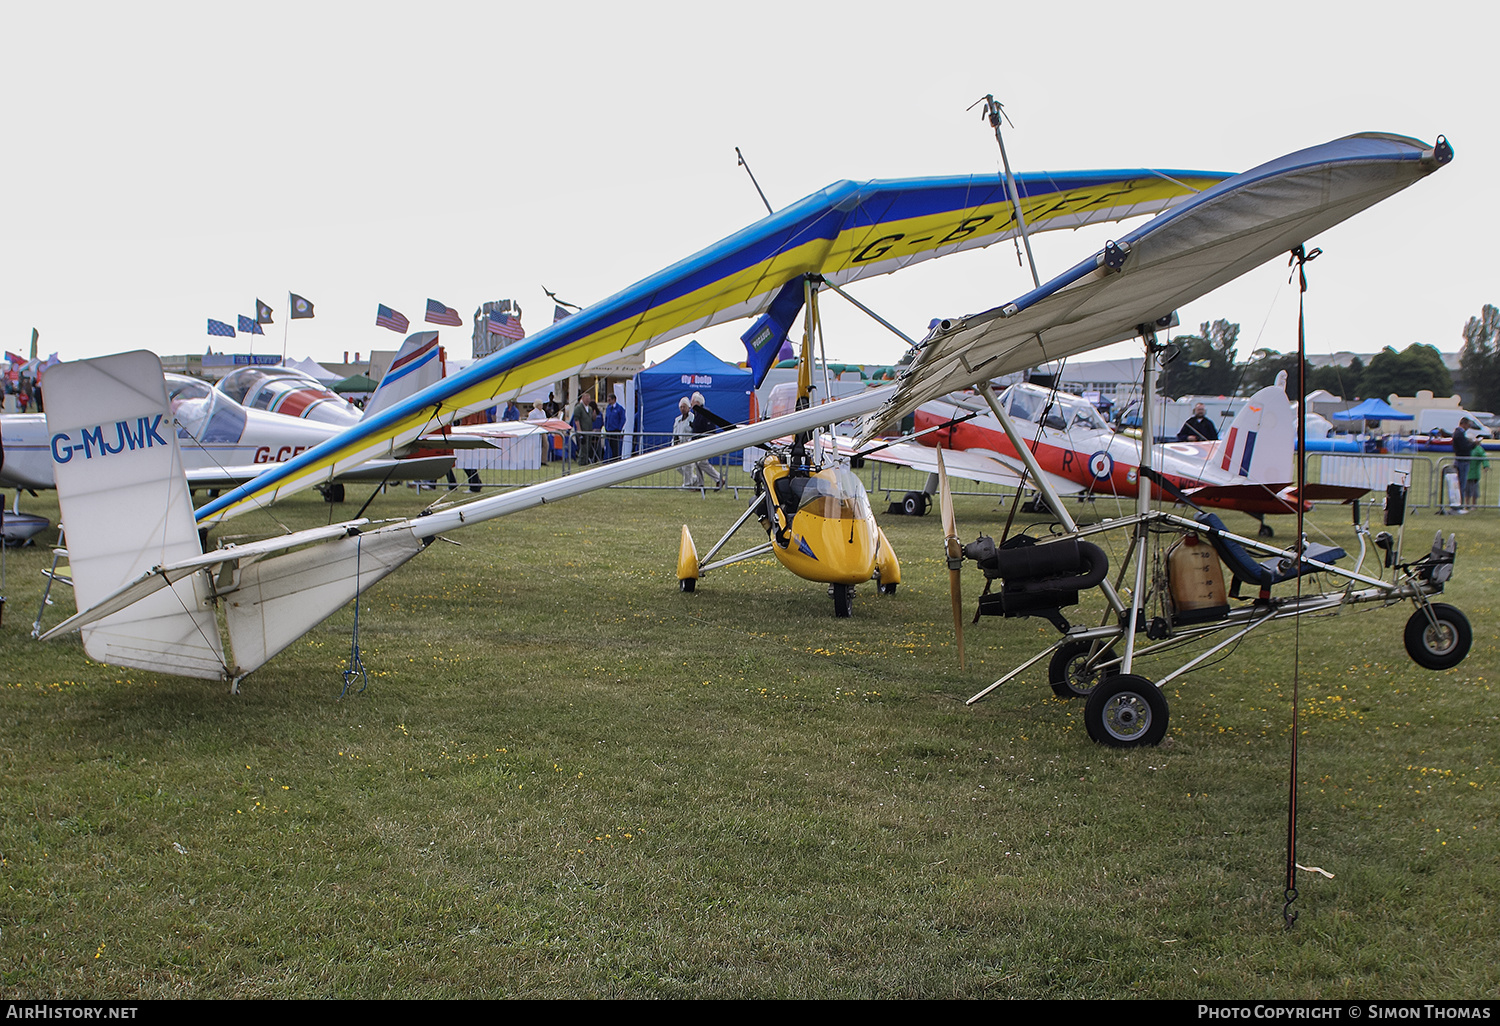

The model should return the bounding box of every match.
[1157,317,1475,404]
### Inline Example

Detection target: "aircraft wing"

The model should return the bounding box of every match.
[184,456,456,489]
[839,437,1084,495]
[193,166,1227,525]
[857,133,1453,441]
[406,419,572,451]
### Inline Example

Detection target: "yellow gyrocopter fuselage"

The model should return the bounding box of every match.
[757,454,887,586]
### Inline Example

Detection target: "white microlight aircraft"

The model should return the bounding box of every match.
[853,131,1464,748]
[36,153,1265,686]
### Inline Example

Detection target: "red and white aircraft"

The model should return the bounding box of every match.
[859,373,1364,523]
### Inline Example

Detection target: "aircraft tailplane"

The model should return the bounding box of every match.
[223,525,425,675]
[45,352,227,679]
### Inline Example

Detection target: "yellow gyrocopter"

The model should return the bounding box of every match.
[676,278,899,617]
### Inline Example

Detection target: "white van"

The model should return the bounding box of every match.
[1415,408,1491,438]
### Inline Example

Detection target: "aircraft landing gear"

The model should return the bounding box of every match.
[679,578,696,593]
[888,491,931,516]
[1256,517,1274,538]
[1403,603,1471,670]
[1084,674,1169,747]
[831,582,853,618]
[1048,640,1117,699]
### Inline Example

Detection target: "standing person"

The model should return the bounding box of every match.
[672,397,700,488]
[689,391,727,490]
[602,391,627,461]
[570,391,596,464]
[586,394,603,463]
[1452,417,1479,511]
[1467,442,1489,510]
[501,399,521,422]
[544,392,560,419]
[532,400,562,460]
[1177,403,1218,442]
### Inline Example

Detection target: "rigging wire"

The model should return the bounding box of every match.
[339,533,369,698]
[1283,244,1321,930]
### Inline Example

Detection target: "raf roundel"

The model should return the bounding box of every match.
[1087,450,1114,481]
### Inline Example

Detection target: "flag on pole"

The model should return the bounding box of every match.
[5,352,26,367]
[256,299,274,324]
[238,315,265,335]
[376,305,410,333]
[289,294,315,319]
[487,311,525,341]
[553,305,572,323]
[425,298,463,326]
[208,318,236,337]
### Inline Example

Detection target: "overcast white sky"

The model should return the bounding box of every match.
[3,1,1494,374]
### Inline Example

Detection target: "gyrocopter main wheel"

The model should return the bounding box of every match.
[1403,603,1471,670]
[1084,674,1169,748]
[1048,640,1118,699]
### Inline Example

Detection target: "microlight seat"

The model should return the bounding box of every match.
[1194,513,1345,601]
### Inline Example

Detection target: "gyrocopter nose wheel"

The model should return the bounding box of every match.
[831,582,854,618]
[1084,674,1169,748]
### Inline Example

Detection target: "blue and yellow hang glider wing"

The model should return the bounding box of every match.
[196,165,1227,524]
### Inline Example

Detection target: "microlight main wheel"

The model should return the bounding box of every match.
[1048,640,1117,699]
[679,578,696,593]
[1084,674,1169,748]
[1403,603,1471,670]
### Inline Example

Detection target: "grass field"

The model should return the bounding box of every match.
[1,476,1496,998]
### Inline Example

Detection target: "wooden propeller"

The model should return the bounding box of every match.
[937,448,965,670]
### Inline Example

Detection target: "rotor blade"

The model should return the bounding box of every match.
[937,449,965,670]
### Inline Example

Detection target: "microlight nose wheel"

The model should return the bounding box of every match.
[832,583,853,618]
[1084,674,1169,748]
[1403,603,1471,670]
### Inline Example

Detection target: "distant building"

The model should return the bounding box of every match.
[472,299,525,360]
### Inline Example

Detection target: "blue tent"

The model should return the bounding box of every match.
[633,341,753,455]
[1331,397,1413,421]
